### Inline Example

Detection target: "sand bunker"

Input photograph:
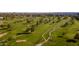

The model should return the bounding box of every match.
[16,40,27,43]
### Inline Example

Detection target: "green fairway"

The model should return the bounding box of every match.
[0,15,79,46]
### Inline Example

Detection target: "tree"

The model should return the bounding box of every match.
[36,21,39,26]
[30,25,35,32]
[26,18,31,23]
[74,32,79,39]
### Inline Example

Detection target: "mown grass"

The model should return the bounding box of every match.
[1,16,79,46]
[43,18,79,46]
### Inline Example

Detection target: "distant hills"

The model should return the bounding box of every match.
[0,12,79,16]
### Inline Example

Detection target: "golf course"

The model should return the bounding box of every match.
[0,13,79,46]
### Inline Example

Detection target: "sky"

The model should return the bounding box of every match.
[0,0,79,12]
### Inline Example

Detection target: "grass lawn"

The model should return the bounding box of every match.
[0,16,79,46]
[43,19,79,46]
